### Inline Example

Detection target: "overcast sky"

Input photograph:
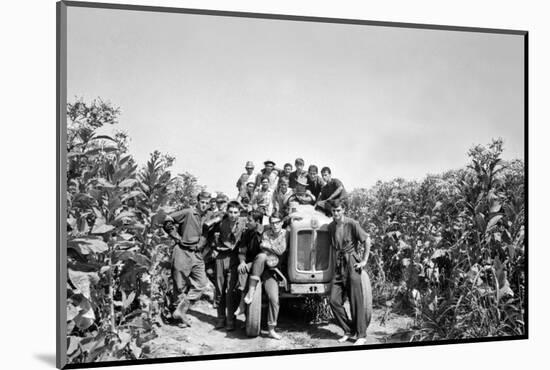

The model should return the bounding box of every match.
[67,7,524,197]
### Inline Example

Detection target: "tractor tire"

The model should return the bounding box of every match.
[245,282,262,337]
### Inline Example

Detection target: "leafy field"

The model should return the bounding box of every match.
[64,99,525,363]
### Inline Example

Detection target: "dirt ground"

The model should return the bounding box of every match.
[144,299,415,358]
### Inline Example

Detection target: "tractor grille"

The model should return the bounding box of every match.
[296,230,331,271]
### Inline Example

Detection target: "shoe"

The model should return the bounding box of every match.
[353,338,367,346]
[268,329,282,340]
[244,286,256,304]
[214,318,226,329]
[337,335,350,343]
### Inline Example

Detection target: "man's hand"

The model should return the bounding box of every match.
[238,261,248,274]
[353,260,367,271]
[164,221,175,233]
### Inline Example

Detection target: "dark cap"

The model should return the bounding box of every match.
[264,160,276,166]
[295,158,305,166]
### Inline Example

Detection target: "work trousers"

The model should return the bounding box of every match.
[171,246,208,318]
[329,253,368,338]
[215,252,239,323]
[263,274,280,329]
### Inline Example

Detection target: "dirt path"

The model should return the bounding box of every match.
[144,300,415,358]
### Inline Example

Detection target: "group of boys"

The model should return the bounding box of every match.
[162,159,371,345]
[163,191,287,339]
[235,158,348,219]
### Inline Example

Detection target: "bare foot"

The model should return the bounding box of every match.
[268,329,282,340]
[337,335,350,343]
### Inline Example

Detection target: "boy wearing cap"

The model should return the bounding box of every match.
[243,215,287,339]
[210,200,248,331]
[236,161,258,197]
[327,200,372,346]
[163,191,214,328]
[289,158,307,189]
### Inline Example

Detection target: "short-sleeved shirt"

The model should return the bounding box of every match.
[327,216,368,254]
[319,178,347,201]
[288,170,308,189]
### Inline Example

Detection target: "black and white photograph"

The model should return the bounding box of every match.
[57,1,526,368]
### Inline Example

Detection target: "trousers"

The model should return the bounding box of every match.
[329,253,368,338]
[171,246,208,318]
[214,252,239,322]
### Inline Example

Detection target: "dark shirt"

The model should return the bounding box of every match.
[319,178,346,201]
[214,216,247,254]
[327,216,368,254]
[288,169,307,189]
[307,174,325,198]
[239,228,263,263]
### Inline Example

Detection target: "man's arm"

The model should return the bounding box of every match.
[163,210,189,244]
[325,186,343,201]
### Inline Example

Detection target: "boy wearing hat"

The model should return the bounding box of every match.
[289,158,307,189]
[286,176,316,206]
[163,191,214,328]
